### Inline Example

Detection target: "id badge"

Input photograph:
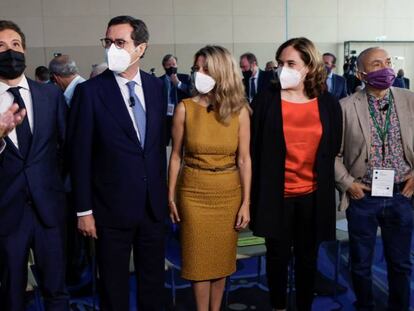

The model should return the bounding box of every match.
[167,104,175,116]
[371,168,395,197]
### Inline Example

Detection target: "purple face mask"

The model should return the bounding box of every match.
[364,67,396,90]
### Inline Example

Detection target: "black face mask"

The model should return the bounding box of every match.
[0,49,26,79]
[165,67,177,76]
[242,69,253,80]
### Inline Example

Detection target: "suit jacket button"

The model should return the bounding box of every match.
[365,158,368,163]
[142,177,147,182]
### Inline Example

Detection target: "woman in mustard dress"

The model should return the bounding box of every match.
[168,45,251,311]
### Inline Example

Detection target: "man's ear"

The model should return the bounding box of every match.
[355,70,364,81]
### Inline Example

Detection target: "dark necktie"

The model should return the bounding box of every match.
[250,77,256,101]
[7,87,32,158]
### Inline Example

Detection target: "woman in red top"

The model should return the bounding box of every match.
[250,37,342,311]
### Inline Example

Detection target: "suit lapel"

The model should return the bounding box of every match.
[141,72,157,152]
[99,70,142,150]
[26,80,48,160]
[4,136,21,158]
[354,90,371,151]
[391,87,413,163]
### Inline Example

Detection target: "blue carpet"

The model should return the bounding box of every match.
[26,234,414,310]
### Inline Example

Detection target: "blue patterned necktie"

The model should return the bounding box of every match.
[7,87,32,158]
[126,81,146,147]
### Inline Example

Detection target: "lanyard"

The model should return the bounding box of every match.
[368,97,392,161]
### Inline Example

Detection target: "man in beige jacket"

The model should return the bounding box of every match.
[335,47,414,311]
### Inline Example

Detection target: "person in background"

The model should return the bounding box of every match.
[89,62,108,79]
[265,60,277,72]
[239,52,272,104]
[250,37,342,311]
[393,68,410,89]
[49,55,85,106]
[158,54,191,145]
[336,47,414,311]
[323,52,348,100]
[0,20,69,311]
[168,45,251,311]
[34,65,51,83]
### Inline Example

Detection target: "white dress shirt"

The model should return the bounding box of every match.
[77,69,147,217]
[114,70,146,141]
[64,75,86,106]
[0,75,34,152]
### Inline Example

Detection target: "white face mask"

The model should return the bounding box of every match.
[106,44,139,74]
[277,66,305,89]
[194,72,216,94]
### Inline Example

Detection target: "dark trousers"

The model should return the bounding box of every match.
[96,207,166,311]
[0,205,69,311]
[347,192,413,311]
[265,192,318,311]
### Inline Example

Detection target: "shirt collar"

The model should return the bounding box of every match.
[327,72,333,79]
[0,75,29,96]
[251,69,259,80]
[114,69,142,87]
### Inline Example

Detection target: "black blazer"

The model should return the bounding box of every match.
[0,80,67,236]
[68,69,168,228]
[250,84,342,242]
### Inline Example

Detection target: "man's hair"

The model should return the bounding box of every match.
[240,52,258,65]
[0,20,26,49]
[35,66,50,81]
[323,52,337,65]
[108,16,149,46]
[162,54,177,67]
[49,55,79,77]
[356,47,379,71]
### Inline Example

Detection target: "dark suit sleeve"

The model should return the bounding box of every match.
[178,74,191,95]
[67,83,94,214]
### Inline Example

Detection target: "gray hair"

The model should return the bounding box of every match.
[49,55,79,77]
[90,62,108,78]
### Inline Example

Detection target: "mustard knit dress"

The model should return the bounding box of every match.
[177,98,241,281]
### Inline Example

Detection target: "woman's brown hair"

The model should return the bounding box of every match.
[193,45,250,124]
[276,37,327,98]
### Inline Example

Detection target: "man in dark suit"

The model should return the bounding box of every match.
[0,20,69,311]
[323,52,348,100]
[68,16,167,311]
[158,54,190,145]
[393,69,410,89]
[239,52,272,103]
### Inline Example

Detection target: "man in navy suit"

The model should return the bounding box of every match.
[0,20,69,311]
[68,16,168,311]
[239,52,272,104]
[323,52,348,100]
[158,54,190,145]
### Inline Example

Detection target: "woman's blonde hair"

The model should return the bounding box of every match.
[193,45,250,124]
[276,37,327,98]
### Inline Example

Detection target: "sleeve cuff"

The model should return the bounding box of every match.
[77,210,93,217]
[0,139,6,154]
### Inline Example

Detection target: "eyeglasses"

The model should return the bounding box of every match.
[100,38,129,49]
